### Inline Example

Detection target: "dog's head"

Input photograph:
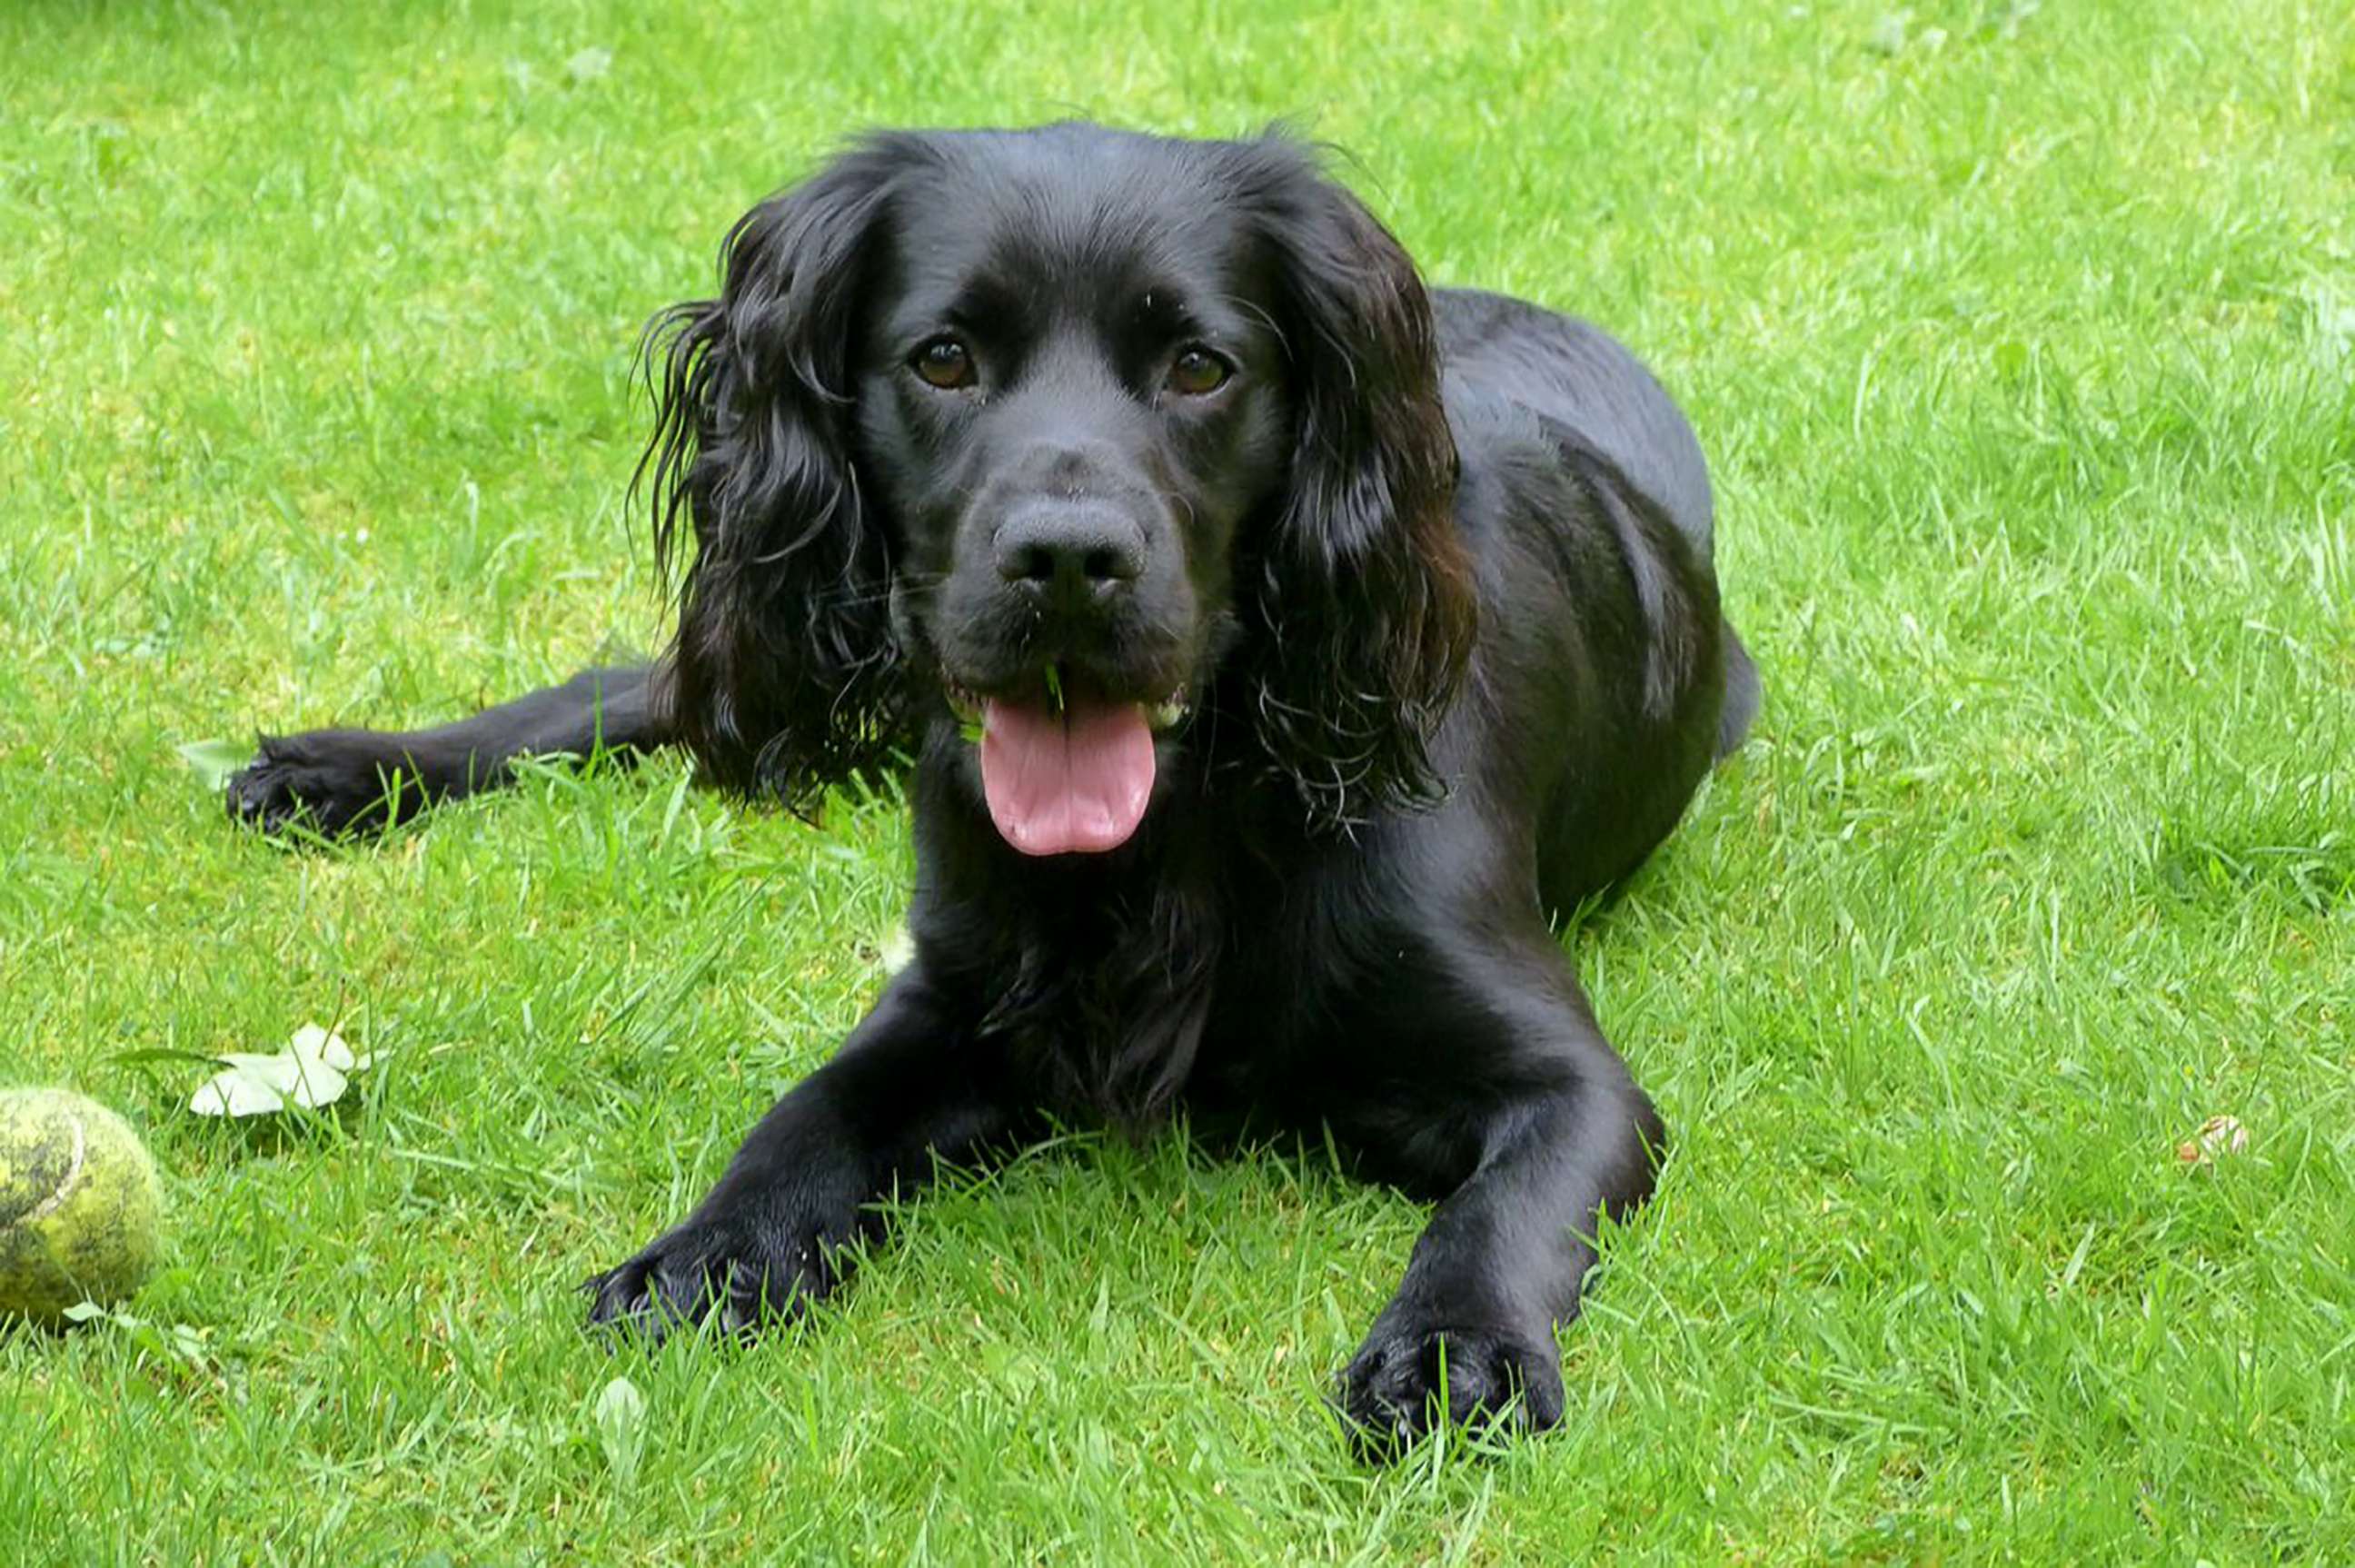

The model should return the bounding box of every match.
[644,124,1473,853]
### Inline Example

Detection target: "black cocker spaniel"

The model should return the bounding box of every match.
[227,123,1761,1456]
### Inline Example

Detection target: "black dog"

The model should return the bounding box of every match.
[227,124,1759,1454]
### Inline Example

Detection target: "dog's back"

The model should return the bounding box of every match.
[1436,287,1759,759]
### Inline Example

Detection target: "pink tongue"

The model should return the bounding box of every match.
[979,696,1157,856]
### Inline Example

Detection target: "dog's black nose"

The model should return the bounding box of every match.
[994,508,1144,605]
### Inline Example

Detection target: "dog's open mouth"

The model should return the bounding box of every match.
[945,670,1187,857]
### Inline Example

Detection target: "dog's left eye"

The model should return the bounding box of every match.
[911,337,977,390]
[1166,346,1232,397]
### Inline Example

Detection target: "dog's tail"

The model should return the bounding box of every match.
[1716,620,1762,759]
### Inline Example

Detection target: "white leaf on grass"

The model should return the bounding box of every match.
[289,1024,371,1073]
[176,739,252,792]
[190,1055,345,1116]
[595,1375,647,1487]
[188,1024,373,1117]
[564,46,612,84]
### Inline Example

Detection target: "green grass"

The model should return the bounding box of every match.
[3,0,2350,1560]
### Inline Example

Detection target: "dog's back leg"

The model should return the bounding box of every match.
[225,663,673,836]
[1716,620,1761,759]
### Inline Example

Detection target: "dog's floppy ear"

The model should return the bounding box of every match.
[639,139,915,807]
[1230,139,1476,831]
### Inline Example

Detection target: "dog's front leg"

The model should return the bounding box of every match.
[229,663,671,837]
[1334,968,1664,1455]
[586,963,1019,1342]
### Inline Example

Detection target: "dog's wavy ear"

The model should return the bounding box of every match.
[638,139,916,807]
[1229,138,1476,831]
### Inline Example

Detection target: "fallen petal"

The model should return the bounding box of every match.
[191,1066,291,1116]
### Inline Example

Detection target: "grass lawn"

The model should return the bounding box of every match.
[4,0,2350,1560]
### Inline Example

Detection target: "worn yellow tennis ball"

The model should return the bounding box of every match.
[0,1088,164,1325]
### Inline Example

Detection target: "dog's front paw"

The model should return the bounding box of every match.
[224,732,409,837]
[1337,1319,1565,1458]
[584,1195,851,1345]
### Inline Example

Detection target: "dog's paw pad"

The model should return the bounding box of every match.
[1337,1322,1565,1458]
[224,735,402,837]
[584,1216,839,1347]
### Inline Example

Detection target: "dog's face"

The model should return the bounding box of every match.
[644,125,1473,853]
[858,136,1295,853]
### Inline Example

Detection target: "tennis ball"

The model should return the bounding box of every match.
[0,1088,164,1325]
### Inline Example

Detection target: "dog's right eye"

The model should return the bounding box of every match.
[1166,346,1232,397]
[911,337,976,390]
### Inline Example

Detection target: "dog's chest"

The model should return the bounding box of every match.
[952,823,1368,1120]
